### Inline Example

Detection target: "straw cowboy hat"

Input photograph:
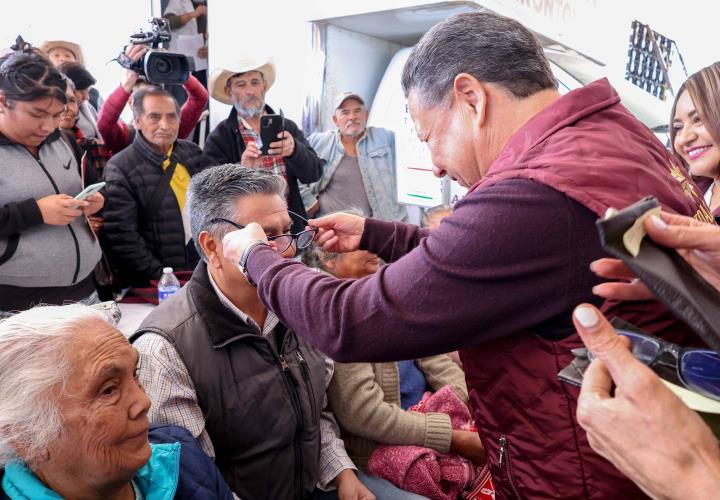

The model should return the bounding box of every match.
[39,40,85,65]
[208,56,276,105]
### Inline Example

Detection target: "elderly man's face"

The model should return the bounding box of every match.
[47,47,76,67]
[225,71,266,119]
[39,321,151,488]
[134,94,180,153]
[408,91,484,188]
[333,99,368,138]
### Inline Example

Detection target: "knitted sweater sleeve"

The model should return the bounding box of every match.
[419,354,469,403]
[327,362,452,453]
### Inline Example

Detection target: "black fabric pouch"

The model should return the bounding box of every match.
[595,196,720,354]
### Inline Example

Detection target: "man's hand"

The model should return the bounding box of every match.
[87,215,103,233]
[83,192,104,217]
[121,45,148,93]
[196,46,208,59]
[222,223,269,264]
[268,131,295,158]
[241,141,263,168]
[194,4,207,17]
[450,429,486,466]
[335,469,375,500]
[573,303,720,499]
[37,194,88,226]
[310,212,366,253]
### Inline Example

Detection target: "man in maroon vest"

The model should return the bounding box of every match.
[221,11,713,499]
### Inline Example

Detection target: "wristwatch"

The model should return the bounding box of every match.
[238,240,270,286]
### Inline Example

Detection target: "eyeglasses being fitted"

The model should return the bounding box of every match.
[210,210,317,254]
[589,329,720,401]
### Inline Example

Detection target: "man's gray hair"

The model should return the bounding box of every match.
[401,11,557,108]
[187,164,287,261]
[0,304,106,466]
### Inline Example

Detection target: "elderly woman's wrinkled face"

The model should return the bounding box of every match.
[39,321,151,487]
[326,250,380,279]
[59,86,78,130]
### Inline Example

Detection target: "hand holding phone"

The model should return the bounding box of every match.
[259,113,285,156]
[74,181,106,201]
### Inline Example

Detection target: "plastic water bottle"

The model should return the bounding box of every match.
[157,267,180,303]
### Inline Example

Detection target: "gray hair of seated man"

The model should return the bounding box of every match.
[187,164,288,262]
[401,10,557,109]
[0,304,106,466]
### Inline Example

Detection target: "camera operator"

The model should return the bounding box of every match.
[97,44,208,155]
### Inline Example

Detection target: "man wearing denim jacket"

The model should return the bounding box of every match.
[301,92,407,221]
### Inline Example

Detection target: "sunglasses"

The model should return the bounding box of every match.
[589,329,720,401]
[210,210,317,254]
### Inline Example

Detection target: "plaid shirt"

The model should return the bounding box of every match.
[238,119,289,191]
[72,126,113,179]
[135,269,355,492]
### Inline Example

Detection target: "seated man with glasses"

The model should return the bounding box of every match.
[131,165,374,500]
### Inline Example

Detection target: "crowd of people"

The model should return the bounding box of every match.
[1,8,720,500]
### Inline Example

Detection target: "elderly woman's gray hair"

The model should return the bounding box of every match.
[0,304,105,466]
[186,164,288,262]
[301,207,364,271]
[401,10,557,108]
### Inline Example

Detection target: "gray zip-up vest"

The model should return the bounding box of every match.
[0,134,101,287]
[131,263,326,500]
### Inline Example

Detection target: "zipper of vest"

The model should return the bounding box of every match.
[278,354,305,500]
[34,157,82,284]
[499,435,522,500]
[296,351,318,422]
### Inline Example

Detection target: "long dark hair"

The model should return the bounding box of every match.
[0,49,67,106]
[669,62,720,168]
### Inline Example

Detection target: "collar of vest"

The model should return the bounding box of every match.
[472,78,619,194]
[0,128,62,148]
[188,261,288,347]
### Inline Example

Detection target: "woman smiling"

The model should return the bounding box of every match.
[670,62,720,213]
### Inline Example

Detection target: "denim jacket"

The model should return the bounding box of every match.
[301,127,407,221]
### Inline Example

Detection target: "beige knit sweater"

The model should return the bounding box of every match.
[327,355,468,470]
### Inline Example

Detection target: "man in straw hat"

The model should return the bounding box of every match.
[203,56,322,232]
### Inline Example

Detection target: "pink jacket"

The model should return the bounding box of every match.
[368,386,481,499]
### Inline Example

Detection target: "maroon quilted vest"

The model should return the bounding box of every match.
[461,79,711,499]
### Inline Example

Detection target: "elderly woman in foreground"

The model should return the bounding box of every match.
[0,304,233,499]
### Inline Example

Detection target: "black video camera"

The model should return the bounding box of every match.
[116,18,190,85]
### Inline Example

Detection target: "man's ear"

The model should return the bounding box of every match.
[224,85,232,98]
[331,113,339,128]
[199,231,222,269]
[0,93,9,113]
[453,73,488,128]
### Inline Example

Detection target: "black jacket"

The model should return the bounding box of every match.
[102,132,202,286]
[131,262,327,500]
[202,106,322,232]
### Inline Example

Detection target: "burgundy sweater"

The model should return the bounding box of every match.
[247,178,604,361]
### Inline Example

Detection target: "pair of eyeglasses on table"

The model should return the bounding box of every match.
[210,210,318,254]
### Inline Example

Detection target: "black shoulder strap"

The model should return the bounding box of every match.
[0,234,19,266]
[146,158,178,220]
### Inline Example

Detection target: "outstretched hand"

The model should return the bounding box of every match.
[308,212,366,254]
[573,303,720,499]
